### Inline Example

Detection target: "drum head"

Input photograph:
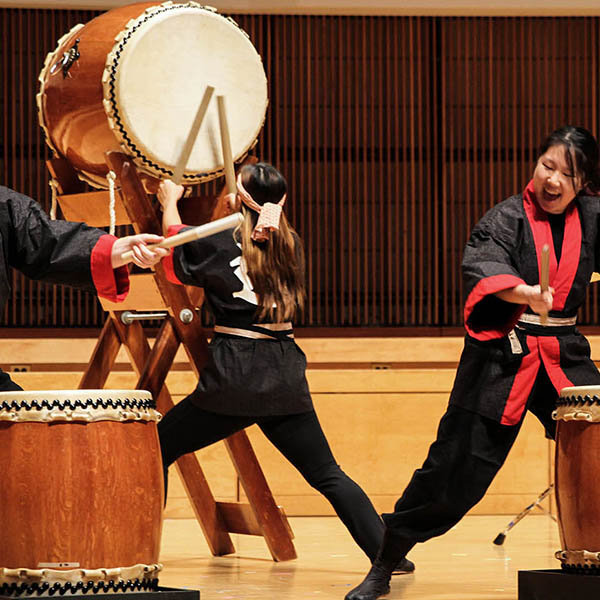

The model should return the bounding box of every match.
[103,4,268,183]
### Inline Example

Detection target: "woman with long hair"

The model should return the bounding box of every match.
[156,162,414,572]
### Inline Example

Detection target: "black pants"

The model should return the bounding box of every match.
[381,364,557,555]
[158,397,384,561]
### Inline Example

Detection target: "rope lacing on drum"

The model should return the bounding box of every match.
[561,563,600,575]
[0,577,159,597]
[105,7,182,178]
[556,394,598,406]
[0,397,155,412]
[48,178,60,220]
[106,170,117,236]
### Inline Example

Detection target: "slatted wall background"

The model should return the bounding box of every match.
[1,10,599,328]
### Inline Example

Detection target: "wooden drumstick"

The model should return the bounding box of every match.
[217,95,237,195]
[172,85,215,184]
[540,244,550,325]
[120,212,243,264]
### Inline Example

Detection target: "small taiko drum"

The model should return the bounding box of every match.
[554,385,600,573]
[0,390,163,596]
[37,1,268,189]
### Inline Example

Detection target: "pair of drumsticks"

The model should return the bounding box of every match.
[121,86,243,263]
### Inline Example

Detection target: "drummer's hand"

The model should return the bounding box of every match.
[111,234,169,269]
[523,284,554,315]
[495,283,554,314]
[157,179,185,209]
[225,192,240,213]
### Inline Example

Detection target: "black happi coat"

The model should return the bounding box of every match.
[164,225,312,416]
[450,180,600,425]
[0,187,129,391]
[0,187,127,308]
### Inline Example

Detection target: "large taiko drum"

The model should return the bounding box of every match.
[554,385,600,573]
[0,390,163,596]
[37,1,268,189]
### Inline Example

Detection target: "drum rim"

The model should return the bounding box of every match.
[37,23,85,159]
[560,385,600,397]
[0,389,152,400]
[0,390,160,423]
[0,563,162,591]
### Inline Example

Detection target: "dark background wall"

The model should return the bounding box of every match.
[1,9,600,328]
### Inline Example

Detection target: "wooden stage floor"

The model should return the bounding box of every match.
[158,514,561,599]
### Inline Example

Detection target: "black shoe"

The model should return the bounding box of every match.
[344,563,392,600]
[392,557,415,575]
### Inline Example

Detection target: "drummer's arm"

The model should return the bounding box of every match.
[157,179,187,286]
[157,180,184,235]
[495,284,554,315]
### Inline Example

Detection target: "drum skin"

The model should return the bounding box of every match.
[0,418,163,570]
[39,3,157,188]
[555,419,600,554]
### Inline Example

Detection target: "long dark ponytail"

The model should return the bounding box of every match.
[237,163,305,322]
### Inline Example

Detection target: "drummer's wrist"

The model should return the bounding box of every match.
[495,284,531,305]
[162,204,182,235]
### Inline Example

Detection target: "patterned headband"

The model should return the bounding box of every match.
[236,172,287,242]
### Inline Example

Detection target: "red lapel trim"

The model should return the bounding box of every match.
[501,334,572,425]
[522,180,580,311]
[501,335,539,426]
[539,337,573,392]
[552,207,581,309]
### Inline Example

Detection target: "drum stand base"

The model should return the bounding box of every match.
[519,569,600,599]
[0,586,199,600]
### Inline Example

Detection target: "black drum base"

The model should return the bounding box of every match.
[0,586,199,600]
[519,569,600,599]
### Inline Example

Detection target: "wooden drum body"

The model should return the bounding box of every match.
[554,385,600,573]
[37,1,268,188]
[0,390,164,596]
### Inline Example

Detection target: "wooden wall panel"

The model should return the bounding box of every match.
[1,10,599,328]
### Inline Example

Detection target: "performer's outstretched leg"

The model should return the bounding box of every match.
[345,405,522,600]
[259,410,413,571]
[158,396,255,497]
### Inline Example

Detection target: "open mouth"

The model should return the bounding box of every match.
[543,189,561,202]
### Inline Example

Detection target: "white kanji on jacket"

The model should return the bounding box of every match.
[230,244,258,306]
